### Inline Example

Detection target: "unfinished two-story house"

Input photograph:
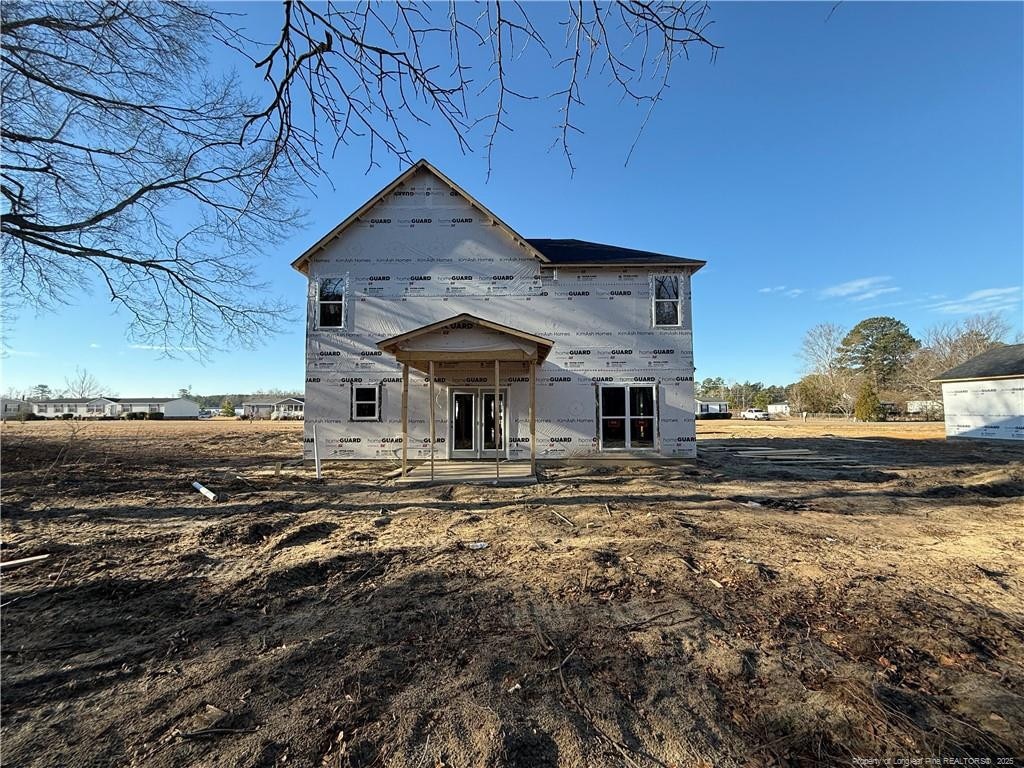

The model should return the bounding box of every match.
[293,160,704,482]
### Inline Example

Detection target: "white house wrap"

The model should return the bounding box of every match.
[293,160,705,467]
[933,344,1024,442]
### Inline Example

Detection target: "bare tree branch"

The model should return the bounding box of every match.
[1,0,296,353]
[234,1,720,179]
[2,1,720,352]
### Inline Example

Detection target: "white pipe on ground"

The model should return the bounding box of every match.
[313,424,322,480]
[191,481,218,502]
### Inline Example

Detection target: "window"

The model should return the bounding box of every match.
[653,275,681,327]
[600,385,656,450]
[318,277,346,328]
[352,386,380,421]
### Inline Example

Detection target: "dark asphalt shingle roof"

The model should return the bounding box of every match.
[527,238,705,269]
[932,344,1024,382]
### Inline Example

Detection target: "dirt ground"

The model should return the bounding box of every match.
[1,419,1022,767]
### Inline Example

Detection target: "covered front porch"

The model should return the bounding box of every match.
[377,313,554,484]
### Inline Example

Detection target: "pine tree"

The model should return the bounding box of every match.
[220,399,236,417]
[840,317,919,390]
[854,381,883,422]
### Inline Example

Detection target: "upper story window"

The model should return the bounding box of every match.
[318,278,346,328]
[653,275,681,327]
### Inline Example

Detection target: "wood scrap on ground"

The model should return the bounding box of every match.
[0,554,51,569]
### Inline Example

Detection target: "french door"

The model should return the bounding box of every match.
[449,389,508,459]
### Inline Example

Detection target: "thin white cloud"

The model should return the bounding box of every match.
[785,288,805,298]
[821,276,894,299]
[758,285,788,294]
[928,286,1021,315]
[1,348,40,358]
[849,286,900,302]
[89,342,101,349]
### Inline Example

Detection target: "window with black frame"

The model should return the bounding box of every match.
[318,277,346,328]
[653,275,681,327]
[352,385,380,421]
[600,385,656,449]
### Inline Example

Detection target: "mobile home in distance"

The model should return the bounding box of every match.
[695,399,731,419]
[293,159,705,478]
[30,397,200,419]
[241,401,276,419]
[1,398,32,420]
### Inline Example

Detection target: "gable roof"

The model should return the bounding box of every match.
[527,239,705,270]
[377,312,554,363]
[932,344,1024,383]
[291,159,549,274]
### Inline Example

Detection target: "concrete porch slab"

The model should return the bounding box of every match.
[396,460,536,486]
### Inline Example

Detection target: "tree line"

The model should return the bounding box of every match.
[697,313,1015,420]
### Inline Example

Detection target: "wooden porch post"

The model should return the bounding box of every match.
[494,359,500,481]
[429,360,435,481]
[401,363,409,478]
[529,359,537,476]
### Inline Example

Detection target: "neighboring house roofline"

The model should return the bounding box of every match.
[291,158,550,274]
[932,373,1023,384]
[931,344,1024,383]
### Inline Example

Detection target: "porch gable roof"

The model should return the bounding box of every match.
[377,313,554,369]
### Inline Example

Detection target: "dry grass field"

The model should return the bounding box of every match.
[1,418,1022,767]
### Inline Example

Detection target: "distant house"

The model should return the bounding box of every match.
[31,397,200,419]
[241,401,276,419]
[906,400,943,419]
[1,398,32,420]
[767,403,790,417]
[272,397,304,420]
[695,399,731,419]
[239,397,304,419]
[932,344,1024,442]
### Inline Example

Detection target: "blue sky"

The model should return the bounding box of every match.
[3,1,1022,395]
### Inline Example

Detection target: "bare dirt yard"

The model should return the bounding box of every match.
[2,419,1022,767]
